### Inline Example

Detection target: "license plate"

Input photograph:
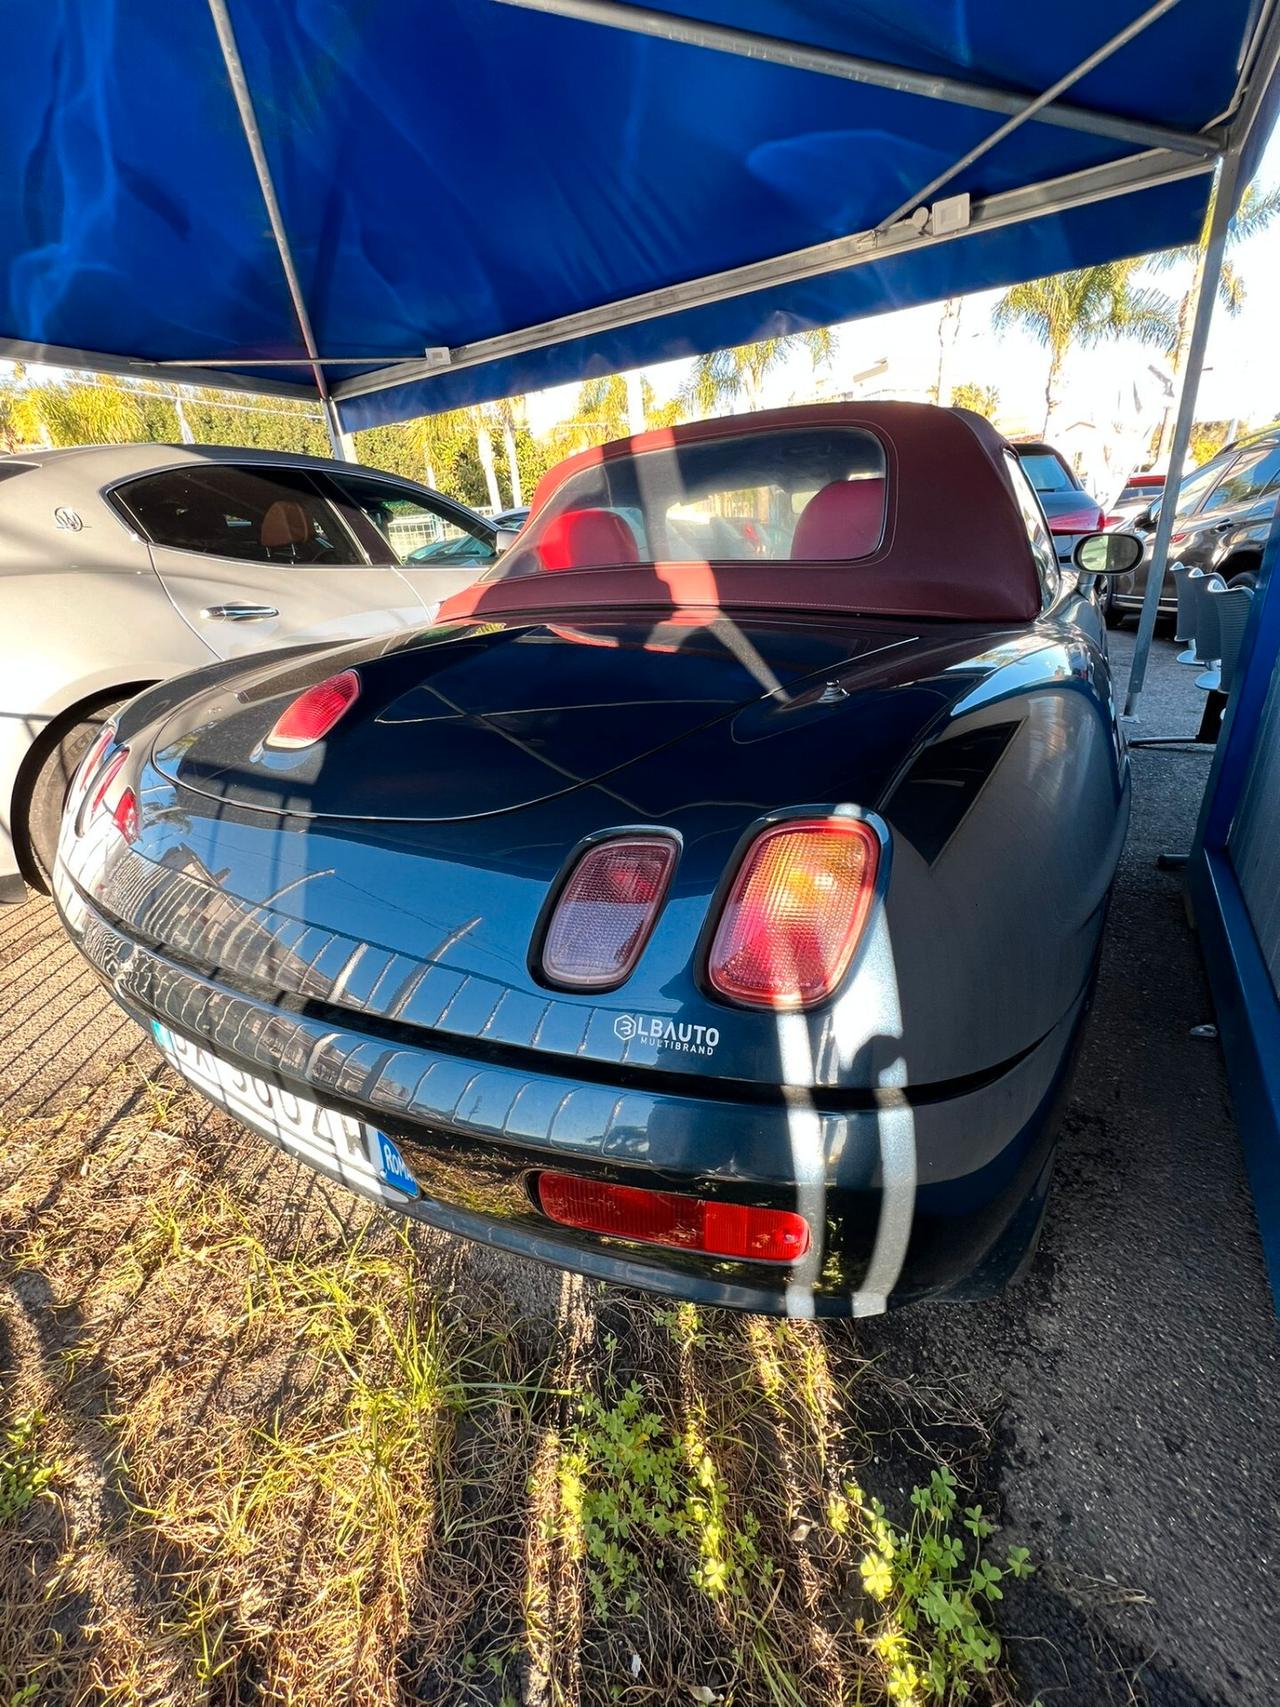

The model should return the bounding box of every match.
[150,1022,420,1202]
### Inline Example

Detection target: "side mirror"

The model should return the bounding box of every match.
[1074,531,1144,575]
[495,526,519,555]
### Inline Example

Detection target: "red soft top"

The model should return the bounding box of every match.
[441,402,1043,626]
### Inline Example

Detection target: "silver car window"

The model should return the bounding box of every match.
[1004,451,1060,603]
[328,472,495,566]
[114,465,363,566]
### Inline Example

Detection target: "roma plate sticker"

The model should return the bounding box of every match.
[373,1133,421,1198]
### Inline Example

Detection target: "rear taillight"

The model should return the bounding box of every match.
[111,787,139,843]
[1048,506,1105,535]
[707,817,880,1009]
[76,744,133,839]
[264,669,360,751]
[73,721,118,806]
[83,747,128,819]
[1100,514,1121,529]
[537,1171,810,1263]
[541,836,677,989]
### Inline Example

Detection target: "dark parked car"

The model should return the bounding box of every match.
[1106,424,1280,624]
[490,506,531,532]
[54,403,1139,1316]
[1011,441,1106,569]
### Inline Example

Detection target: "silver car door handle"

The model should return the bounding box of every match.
[201,602,279,621]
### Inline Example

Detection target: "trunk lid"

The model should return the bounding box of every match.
[151,615,924,821]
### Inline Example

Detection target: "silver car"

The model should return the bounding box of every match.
[1,443,501,902]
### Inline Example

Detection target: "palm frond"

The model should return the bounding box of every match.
[1217,259,1246,315]
[1228,180,1280,243]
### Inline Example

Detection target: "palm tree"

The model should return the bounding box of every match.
[35,375,149,445]
[1148,180,1280,456]
[549,373,683,458]
[992,263,1178,435]
[0,379,45,451]
[933,296,963,405]
[682,328,835,416]
[950,380,1000,421]
[484,396,525,507]
[475,416,502,510]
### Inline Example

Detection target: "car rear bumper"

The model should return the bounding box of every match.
[55,850,1088,1316]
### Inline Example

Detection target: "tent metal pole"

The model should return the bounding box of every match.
[1124,149,1243,717]
[493,0,1221,158]
[205,0,336,430]
[0,336,316,398]
[323,398,357,462]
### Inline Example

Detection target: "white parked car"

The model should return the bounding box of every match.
[1,443,502,899]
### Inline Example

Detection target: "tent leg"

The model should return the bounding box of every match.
[1125,150,1242,717]
[324,398,357,462]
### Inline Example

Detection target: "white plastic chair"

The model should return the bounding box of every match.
[1172,564,1201,663]
[1192,573,1226,690]
[1210,584,1254,697]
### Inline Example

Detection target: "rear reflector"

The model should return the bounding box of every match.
[537,1171,810,1263]
[541,836,677,988]
[1048,507,1105,535]
[707,817,880,1009]
[265,669,360,750]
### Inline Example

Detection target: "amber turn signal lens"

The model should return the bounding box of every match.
[707,817,880,1009]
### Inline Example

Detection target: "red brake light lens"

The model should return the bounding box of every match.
[265,669,360,750]
[74,721,118,805]
[111,787,139,843]
[707,817,880,1009]
[84,746,129,817]
[75,744,131,839]
[537,1171,810,1263]
[1048,506,1105,535]
[541,837,678,988]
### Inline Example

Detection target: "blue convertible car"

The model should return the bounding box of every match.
[54,403,1140,1315]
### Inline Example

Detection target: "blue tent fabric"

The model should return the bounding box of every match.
[1,0,1274,426]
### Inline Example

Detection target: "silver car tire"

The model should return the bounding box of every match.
[24,700,126,889]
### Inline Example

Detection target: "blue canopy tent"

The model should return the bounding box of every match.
[6,0,1279,705]
[3,0,1274,421]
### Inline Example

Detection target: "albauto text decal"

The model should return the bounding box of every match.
[614,1013,720,1056]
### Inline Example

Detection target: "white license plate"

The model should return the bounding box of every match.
[150,1022,420,1202]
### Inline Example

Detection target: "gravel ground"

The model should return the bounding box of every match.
[2,627,1276,1705]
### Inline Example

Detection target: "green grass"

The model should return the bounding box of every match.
[0,1062,1031,1706]
[0,1410,61,1527]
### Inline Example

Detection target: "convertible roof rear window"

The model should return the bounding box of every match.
[491,428,888,579]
